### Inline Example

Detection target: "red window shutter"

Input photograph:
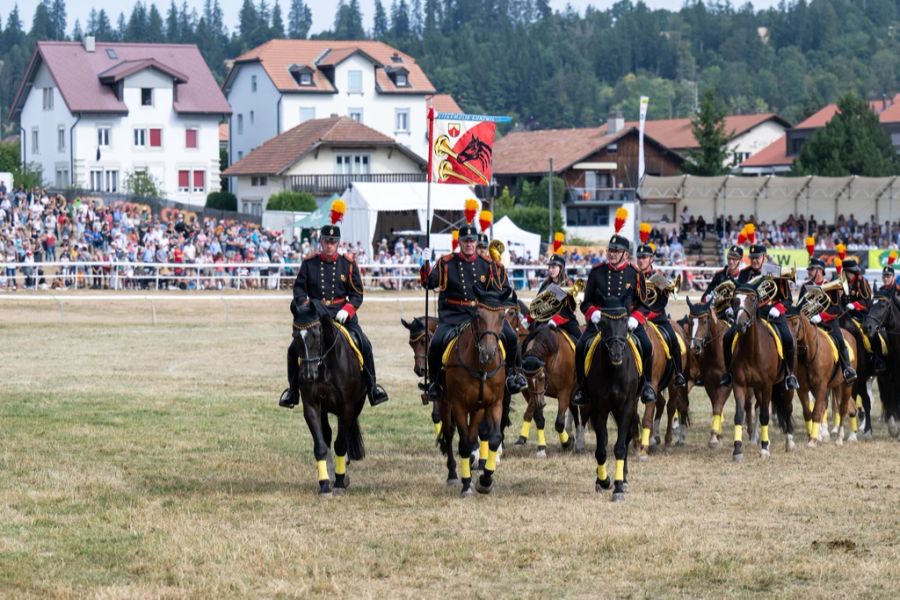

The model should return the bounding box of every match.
[193,170,205,189]
[185,129,197,148]
[150,128,162,147]
[178,170,189,188]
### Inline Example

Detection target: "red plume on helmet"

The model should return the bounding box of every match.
[745,223,755,244]
[805,236,815,258]
[888,250,898,266]
[639,222,651,244]
[835,243,846,260]
[464,198,479,224]
[835,257,843,275]
[329,199,346,225]
[479,209,492,233]
[553,231,564,254]
[451,229,459,252]
[614,207,628,234]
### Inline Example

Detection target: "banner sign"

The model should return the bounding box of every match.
[726,248,869,269]
[430,113,510,185]
[638,96,649,182]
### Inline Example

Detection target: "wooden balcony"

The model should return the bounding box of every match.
[288,173,426,195]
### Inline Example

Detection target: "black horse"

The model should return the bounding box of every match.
[863,292,900,438]
[584,298,641,502]
[290,300,367,495]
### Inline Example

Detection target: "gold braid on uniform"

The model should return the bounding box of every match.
[604,311,629,320]
[347,260,364,295]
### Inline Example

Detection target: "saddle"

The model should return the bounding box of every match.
[584,332,643,377]
[442,321,506,367]
[646,321,686,360]
[732,319,783,360]
[334,322,364,370]
[848,317,888,355]
[821,330,855,365]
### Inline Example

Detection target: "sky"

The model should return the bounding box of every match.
[10,0,783,37]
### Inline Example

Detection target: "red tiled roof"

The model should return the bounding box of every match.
[11,41,230,116]
[223,116,425,176]
[228,39,436,95]
[739,134,794,168]
[878,96,900,124]
[98,58,188,83]
[494,126,644,175]
[623,113,788,151]
[795,95,900,129]
[428,94,462,114]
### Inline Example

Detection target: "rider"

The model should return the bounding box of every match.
[879,265,900,297]
[419,224,527,401]
[279,205,389,409]
[703,244,743,318]
[476,233,490,259]
[719,243,800,390]
[842,258,885,373]
[527,253,583,342]
[634,240,686,387]
[797,257,857,383]
[572,229,656,406]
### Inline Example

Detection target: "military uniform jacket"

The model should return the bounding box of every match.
[293,253,363,320]
[798,279,841,322]
[703,267,740,303]
[635,268,670,323]
[878,282,900,297]
[580,262,648,324]
[537,277,578,325]
[421,252,507,325]
[738,265,792,312]
[842,277,872,312]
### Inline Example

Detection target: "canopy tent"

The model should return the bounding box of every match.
[491,215,542,259]
[340,182,478,252]
[292,208,330,228]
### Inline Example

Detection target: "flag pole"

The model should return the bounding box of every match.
[424,104,435,396]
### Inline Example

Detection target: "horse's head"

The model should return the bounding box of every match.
[786,307,805,343]
[473,287,510,369]
[864,293,891,338]
[732,284,759,334]
[402,316,430,377]
[687,298,714,355]
[293,300,333,383]
[600,299,629,366]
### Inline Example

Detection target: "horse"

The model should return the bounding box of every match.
[291,300,367,496]
[584,300,641,502]
[863,294,900,438]
[730,283,797,460]
[841,310,881,438]
[401,315,442,439]
[686,300,736,448]
[636,318,690,460]
[517,325,577,456]
[438,287,511,497]
[787,311,859,446]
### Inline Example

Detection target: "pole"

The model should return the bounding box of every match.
[548,158,553,252]
[423,105,435,395]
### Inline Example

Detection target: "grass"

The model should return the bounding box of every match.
[1,293,898,598]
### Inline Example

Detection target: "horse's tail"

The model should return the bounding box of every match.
[347,416,366,461]
[771,384,792,434]
[501,389,512,431]
[678,390,691,428]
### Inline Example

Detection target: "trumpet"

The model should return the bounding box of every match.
[434,135,489,184]
[710,280,735,312]
[799,274,848,320]
[645,272,682,306]
[529,279,585,322]
[438,160,479,185]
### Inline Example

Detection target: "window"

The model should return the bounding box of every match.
[335,154,370,175]
[237,114,243,135]
[243,200,263,217]
[42,88,53,110]
[348,108,363,123]
[251,176,268,186]
[185,128,198,149]
[566,205,610,227]
[396,72,408,87]
[250,110,255,125]
[300,107,316,122]
[97,127,111,147]
[149,128,162,147]
[58,126,66,152]
[347,70,362,93]
[55,168,69,187]
[106,48,117,59]
[192,170,205,192]
[104,170,119,193]
[90,170,103,191]
[141,88,153,106]
[300,72,313,85]
[607,143,618,154]
[32,128,39,154]
[178,170,190,192]
[251,74,257,92]
[134,128,147,147]
[237,151,244,160]
[395,109,409,132]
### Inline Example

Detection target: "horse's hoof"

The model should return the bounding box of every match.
[475,477,493,494]
[446,477,460,487]
[848,433,858,443]
[535,448,547,459]
[333,487,346,496]
[611,492,626,502]
[733,453,744,463]
[807,439,817,449]
[760,448,770,459]
[860,431,873,440]
[835,436,844,447]
[460,488,473,499]
[708,438,720,449]
[514,436,527,446]
[596,477,611,492]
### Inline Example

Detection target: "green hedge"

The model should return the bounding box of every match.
[267,191,317,212]
[206,191,237,211]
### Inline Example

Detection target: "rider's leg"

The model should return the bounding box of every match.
[870,324,888,373]
[633,324,656,404]
[279,337,300,408]
[348,321,388,406]
[659,319,686,386]
[502,320,527,393]
[773,316,800,390]
[562,320,582,344]
[828,321,857,382]
[720,326,737,386]
[427,324,451,400]
[571,326,596,406]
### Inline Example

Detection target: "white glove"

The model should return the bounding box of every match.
[810,314,822,324]
[520,316,529,330]
[421,247,432,262]
[768,307,781,319]
[548,319,557,328]
[847,303,857,311]
[725,307,735,318]
[591,310,602,324]
[336,309,349,323]
[627,316,639,331]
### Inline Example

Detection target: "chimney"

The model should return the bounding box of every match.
[84,36,95,52]
[330,113,339,118]
[607,110,624,134]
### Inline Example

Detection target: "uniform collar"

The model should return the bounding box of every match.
[727,267,740,278]
[459,251,477,263]
[319,252,338,263]
[608,260,627,272]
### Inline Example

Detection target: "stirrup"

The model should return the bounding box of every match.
[369,384,389,406]
[571,388,587,406]
[843,367,858,384]
[673,372,687,387]
[427,381,443,401]
[641,383,656,404]
[278,388,298,409]
[785,373,800,390]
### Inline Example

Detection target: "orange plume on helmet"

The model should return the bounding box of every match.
[639,222,651,244]
[614,207,628,234]
[464,198,479,224]
[745,223,755,244]
[451,229,459,252]
[479,209,493,233]
[835,243,846,260]
[835,257,843,275]
[329,199,346,225]
[888,250,898,266]
[805,236,815,258]
[553,231,564,254]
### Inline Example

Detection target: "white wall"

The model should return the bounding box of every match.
[20,63,76,187]
[729,120,788,164]
[284,146,422,176]
[226,62,280,167]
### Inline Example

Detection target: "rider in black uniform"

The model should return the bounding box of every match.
[526,253,582,342]
[703,244,743,318]
[842,258,885,373]
[279,218,389,408]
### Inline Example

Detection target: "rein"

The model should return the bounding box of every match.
[297,322,341,369]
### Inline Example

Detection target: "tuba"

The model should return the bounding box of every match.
[799,274,848,320]
[529,279,585,322]
[710,280,736,312]
[489,239,505,264]
[645,272,682,306]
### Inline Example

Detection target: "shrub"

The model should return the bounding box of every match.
[206,191,237,211]
[267,190,317,212]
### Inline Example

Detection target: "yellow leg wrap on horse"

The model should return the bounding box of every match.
[479,440,489,460]
[615,459,625,482]
[485,450,498,472]
[434,421,442,437]
[734,424,743,443]
[834,412,841,428]
[808,399,815,413]
[334,455,347,476]
[855,397,863,410]
[805,420,812,435]
[519,420,531,439]
[850,416,859,431]
[460,456,471,479]
[641,428,651,447]
[712,414,722,434]
[675,410,680,420]
[811,421,820,440]
[760,425,769,444]
[559,430,570,444]
[537,429,547,446]
[316,460,328,481]
[597,464,608,480]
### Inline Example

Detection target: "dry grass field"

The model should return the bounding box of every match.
[1,292,898,598]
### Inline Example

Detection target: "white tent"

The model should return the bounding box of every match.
[492,216,542,259]
[340,182,476,252]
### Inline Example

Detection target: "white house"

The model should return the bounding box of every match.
[11,38,231,206]
[223,40,453,171]
[223,116,426,216]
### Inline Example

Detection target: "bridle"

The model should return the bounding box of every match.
[600,310,628,366]
[450,304,505,382]
[294,319,340,377]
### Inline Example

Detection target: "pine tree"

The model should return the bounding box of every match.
[682,89,733,176]
[166,1,180,42]
[390,0,410,38]
[178,2,195,43]
[147,5,164,41]
[115,12,127,41]
[239,0,259,45]
[423,0,440,33]
[28,1,55,42]
[333,0,365,40]
[125,3,149,42]
[71,18,83,41]
[373,0,388,39]
[3,5,26,48]
[287,0,312,39]
[271,1,285,38]
[50,0,66,40]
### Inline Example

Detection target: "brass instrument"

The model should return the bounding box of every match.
[434,135,489,183]
[749,264,796,304]
[799,274,848,320]
[529,279,585,322]
[645,272,682,306]
[438,160,479,185]
[710,280,735,312]
[489,239,506,266]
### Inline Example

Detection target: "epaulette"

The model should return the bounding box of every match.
[340,253,356,264]
[441,254,455,263]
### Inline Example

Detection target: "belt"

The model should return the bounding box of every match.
[446,298,477,307]
[322,298,346,306]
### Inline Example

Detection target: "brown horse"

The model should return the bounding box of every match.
[401,315,442,440]
[517,325,577,456]
[438,288,510,497]
[686,300,735,448]
[730,284,796,460]
[636,319,689,460]
[787,312,858,447]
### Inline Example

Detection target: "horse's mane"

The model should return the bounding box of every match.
[688,301,711,316]
[524,325,559,359]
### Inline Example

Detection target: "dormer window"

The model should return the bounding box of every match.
[396,72,408,86]
[388,67,410,87]
[289,64,315,87]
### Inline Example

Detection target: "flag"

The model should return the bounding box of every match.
[431,112,508,185]
[638,96,649,182]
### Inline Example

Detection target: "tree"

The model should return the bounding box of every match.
[373,0,388,39]
[28,1,55,42]
[71,18,83,41]
[333,0,365,40]
[166,1,180,41]
[390,0,411,39]
[267,190,317,211]
[49,0,66,40]
[287,0,312,39]
[3,5,26,48]
[147,5,165,41]
[792,93,900,177]
[123,170,162,199]
[271,1,285,38]
[682,89,733,176]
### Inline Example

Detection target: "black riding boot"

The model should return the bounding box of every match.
[571,328,594,407]
[635,325,656,404]
[776,319,800,390]
[426,335,445,400]
[663,322,687,387]
[357,333,388,406]
[872,337,888,374]
[279,340,300,409]
[720,327,736,387]
[503,322,527,394]
[835,331,858,383]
